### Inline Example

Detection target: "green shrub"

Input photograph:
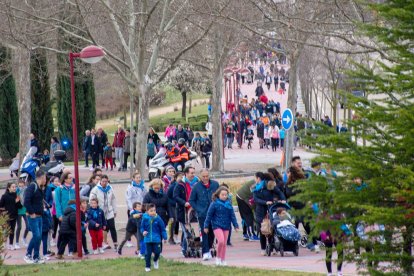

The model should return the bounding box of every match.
[0,213,9,266]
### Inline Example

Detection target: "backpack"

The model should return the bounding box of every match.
[260,215,273,236]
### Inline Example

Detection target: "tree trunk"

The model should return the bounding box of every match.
[135,96,139,132]
[285,54,300,170]
[129,93,134,179]
[14,47,31,167]
[189,92,192,114]
[309,87,313,118]
[136,85,150,178]
[123,106,127,129]
[211,36,225,173]
[181,91,187,118]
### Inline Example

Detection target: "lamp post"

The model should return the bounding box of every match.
[69,45,105,258]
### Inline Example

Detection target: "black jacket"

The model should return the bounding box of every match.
[143,189,169,225]
[0,191,22,220]
[173,181,187,224]
[60,206,77,235]
[148,133,160,143]
[253,186,285,224]
[83,136,92,152]
[97,132,108,153]
[175,129,189,142]
[24,182,44,216]
[91,135,101,153]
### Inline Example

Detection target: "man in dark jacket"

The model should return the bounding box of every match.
[24,170,47,264]
[82,130,92,168]
[56,200,77,259]
[175,125,188,143]
[96,127,108,168]
[91,129,101,169]
[189,169,219,260]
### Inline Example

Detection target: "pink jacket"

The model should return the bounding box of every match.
[164,126,176,138]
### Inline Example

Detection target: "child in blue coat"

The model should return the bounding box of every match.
[204,186,239,266]
[141,203,167,272]
[41,207,53,259]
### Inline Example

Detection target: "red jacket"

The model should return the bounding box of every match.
[113,130,125,148]
[260,95,269,105]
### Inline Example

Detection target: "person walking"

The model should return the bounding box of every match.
[113,125,126,172]
[89,175,118,251]
[189,169,219,261]
[143,179,169,226]
[96,127,108,168]
[204,186,239,266]
[122,129,135,171]
[141,203,167,272]
[103,142,113,171]
[49,137,61,161]
[82,130,92,168]
[0,182,23,251]
[164,124,176,143]
[91,129,101,169]
[16,180,29,249]
[86,198,106,254]
[24,170,47,264]
[205,120,213,141]
[236,180,259,241]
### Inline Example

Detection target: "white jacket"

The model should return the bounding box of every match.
[205,122,213,135]
[125,184,147,211]
[89,184,117,220]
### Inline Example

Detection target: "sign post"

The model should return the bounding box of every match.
[281,108,293,170]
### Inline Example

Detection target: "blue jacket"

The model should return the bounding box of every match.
[44,185,53,209]
[253,183,286,224]
[140,213,167,243]
[55,185,76,219]
[42,209,53,233]
[24,181,44,216]
[189,180,219,219]
[86,207,106,231]
[204,199,238,230]
[167,181,177,207]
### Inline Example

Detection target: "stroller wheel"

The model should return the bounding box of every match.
[265,244,272,257]
[300,235,308,248]
[294,243,299,256]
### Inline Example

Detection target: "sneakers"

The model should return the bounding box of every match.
[22,238,28,247]
[117,250,122,256]
[140,254,145,260]
[261,250,266,256]
[337,272,343,276]
[227,242,233,246]
[103,244,111,250]
[221,261,227,266]
[145,268,151,272]
[33,258,45,264]
[126,241,133,248]
[114,244,118,252]
[314,245,320,253]
[215,258,222,266]
[99,247,105,254]
[202,253,211,261]
[14,243,21,250]
[93,250,99,255]
[7,245,15,251]
[24,255,33,264]
[68,252,73,257]
[84,251,90,256]
[249,235,260,242]
[154,261,159,269]
[47,251,55,257]
[243,234,249,241]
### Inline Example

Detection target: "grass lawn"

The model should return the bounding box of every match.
[162,85,209,106]
[149,103,208,126]
[3,258,317,276]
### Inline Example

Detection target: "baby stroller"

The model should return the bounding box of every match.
[183,208,202,258]
[265,203,300,257]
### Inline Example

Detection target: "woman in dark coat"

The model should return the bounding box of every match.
[253,172,286,254]
[147,127,161,144]
[143,179,169,225]
[173,173,191,255]
[0,182,23,248]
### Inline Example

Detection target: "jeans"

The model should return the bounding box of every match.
[145,242,161,268]
[42,231,49,255]
[16,214,29,243]
[179,222,188,253]
[26,216,42,259]
[115,147,124,168]
[198,217,214,254]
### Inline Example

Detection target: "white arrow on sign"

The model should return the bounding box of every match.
[283,116,291,124]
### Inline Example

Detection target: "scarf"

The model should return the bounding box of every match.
[254,180,266,192]
[69,204,76,211]
[216,199,233,210]
[132,180,145,190]
[183,176,199,188]
[97,184,112,193]
[91,207,100,219]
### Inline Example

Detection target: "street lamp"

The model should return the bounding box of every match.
[69,45,105,258]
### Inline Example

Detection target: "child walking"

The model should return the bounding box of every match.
[141,203,167,272]
[117,202,143,256]
[56,200,77,259]
[104,142,113,171]
[41,207,53,260]
[87,198,106,254]
[80,199,90,255]
[16,179,29,248]
[204,186,239,266]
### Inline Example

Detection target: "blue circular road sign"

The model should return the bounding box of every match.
[282,108,293,130]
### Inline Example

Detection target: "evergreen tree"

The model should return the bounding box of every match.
[0,46,19,159]
[296,1,414,274]
[30,49,53,152]
[82,75,96,131]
